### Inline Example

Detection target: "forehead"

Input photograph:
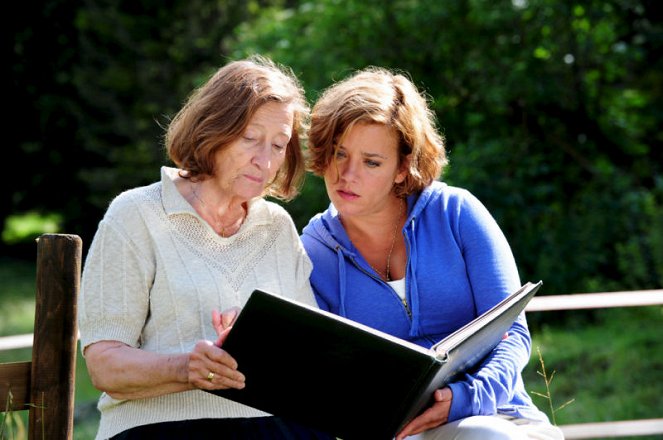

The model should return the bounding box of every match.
[341,123,398,150]
[248,101,294,134]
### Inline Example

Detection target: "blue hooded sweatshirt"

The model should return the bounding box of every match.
[301,181,548,423]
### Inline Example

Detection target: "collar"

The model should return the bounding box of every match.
[159,166,275,228]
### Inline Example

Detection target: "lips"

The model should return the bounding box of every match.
[337,189,359,200]
[244,174,264,184]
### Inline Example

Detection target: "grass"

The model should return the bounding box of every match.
[0,348,101,440]
[529,346,575,426]
[0,258,39,336]
[525,306,663,440]
[2,255,662,439]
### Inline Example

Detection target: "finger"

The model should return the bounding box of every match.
[191,369,245,390]
[397,413,429,438]
[395,421,413,439]
[212,309,222,335]
[198,366,246,390]
[398,400,449,438]
[222,307,240,328]
[189,345,245,389]
[196,339,239,370]
[397,417,427,439]
[215,326,233,347]
[190,340,240,376]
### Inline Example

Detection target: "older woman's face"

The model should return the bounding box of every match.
[213,101,294,201]
[324,123,407,219]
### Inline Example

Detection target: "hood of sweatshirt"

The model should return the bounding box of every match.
[302,182,443,338]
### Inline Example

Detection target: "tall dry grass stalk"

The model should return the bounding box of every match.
[530,346,575,425]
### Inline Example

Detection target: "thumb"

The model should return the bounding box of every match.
[434,387,452,402]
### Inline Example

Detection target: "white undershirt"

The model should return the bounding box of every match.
[387,278,406,301]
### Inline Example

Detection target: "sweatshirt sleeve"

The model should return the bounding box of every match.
[285,216,317,308]
[447,191,530,421]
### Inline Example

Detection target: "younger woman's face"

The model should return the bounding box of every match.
[324,123,407,220]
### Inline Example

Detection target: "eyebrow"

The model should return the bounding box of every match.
[362,152,388,159]
[337,145,388,160]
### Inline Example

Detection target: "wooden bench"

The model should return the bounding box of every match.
[526,289,663,439]
[0,234,82,440]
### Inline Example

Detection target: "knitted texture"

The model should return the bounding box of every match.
[79,167,316,439]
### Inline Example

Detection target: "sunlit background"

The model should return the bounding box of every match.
[5,1,662,438]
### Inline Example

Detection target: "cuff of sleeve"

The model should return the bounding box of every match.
[447,381,473,422]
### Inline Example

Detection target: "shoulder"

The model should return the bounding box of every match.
[250,198,294,225]
[100,181,162,234]
[415,181,484,216]
[249,198,299,238]
[259,198,292,219]
[105,182,160,215]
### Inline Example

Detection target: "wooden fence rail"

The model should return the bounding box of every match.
[526,289,663,440]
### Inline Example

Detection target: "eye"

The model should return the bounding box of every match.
[243,129,258,141]
[335,150,347,159]
[273,143,286,152]
[365,160,381,168]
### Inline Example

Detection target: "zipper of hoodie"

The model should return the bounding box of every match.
[402,218,413,319]
[349,255,412,320]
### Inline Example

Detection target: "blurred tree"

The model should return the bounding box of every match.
[9,0,661,293]
[9,0,81,257]
[70,0,256,247]
[227,0,663,293]
[10,0,292,253]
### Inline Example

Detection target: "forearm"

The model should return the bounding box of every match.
[85,341,193,400]
[447,318,531,420]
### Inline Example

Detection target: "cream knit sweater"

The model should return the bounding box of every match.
[79,167,317,439]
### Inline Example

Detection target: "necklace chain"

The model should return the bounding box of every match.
[368,199,404,281]
[191,182,245,237]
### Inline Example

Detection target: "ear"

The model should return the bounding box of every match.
[394,154,411,184]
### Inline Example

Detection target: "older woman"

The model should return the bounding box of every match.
[301,68,564,440]
[79,56,333,439]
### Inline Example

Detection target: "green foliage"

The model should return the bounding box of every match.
[68,0,260,242]
[1,213,62,246]
[8,0,663,295]
[0,258,37,336]
[227,0,663,294]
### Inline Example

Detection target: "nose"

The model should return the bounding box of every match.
[338,159,357,182]
[252,141,272,170]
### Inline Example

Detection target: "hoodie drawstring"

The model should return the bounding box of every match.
[407,218,422,337]
[335,245,348,317]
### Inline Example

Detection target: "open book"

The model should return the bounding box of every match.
[207,281,542,440]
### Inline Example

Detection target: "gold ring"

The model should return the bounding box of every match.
[207,371,215,381]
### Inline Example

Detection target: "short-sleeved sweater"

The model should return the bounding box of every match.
[79,166,316,439]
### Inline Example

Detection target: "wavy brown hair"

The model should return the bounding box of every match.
[308,67,447,197]
[166,55,309,200]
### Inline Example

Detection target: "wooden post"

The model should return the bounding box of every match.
[29,234,82,440]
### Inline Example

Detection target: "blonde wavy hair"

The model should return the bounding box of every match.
[166,55,309,201]
[307,67,447,197]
